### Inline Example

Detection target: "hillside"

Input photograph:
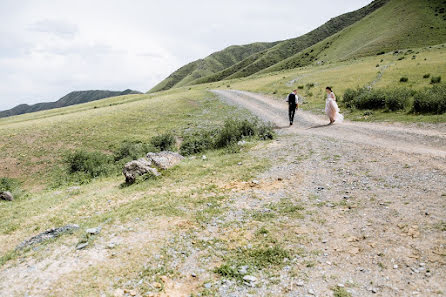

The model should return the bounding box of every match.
[149,42,277,92]
[0,89,142,118]
[151,0,446,91]
[264,0,446,73]
[150,0,389,92]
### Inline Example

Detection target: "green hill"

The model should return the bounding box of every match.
[264,0,446,73]
[0,89,142,118]
[150,0,446,91]
[149,42,277,92]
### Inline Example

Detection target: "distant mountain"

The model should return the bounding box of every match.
[149,42,277,93]
[0,89,142,118]
[150,0,446,92]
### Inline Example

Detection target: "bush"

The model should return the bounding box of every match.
[400,76,408,82]
[423,74,431,79]
[180,130,216,156]
[376,51,385,55]
[306,83,315,89]
[413,84,446,114]
[353,89,386,110]
[0,177,23,198]
[297,85,304,89]
[342,88,363,108]
[431,76,442,84]
[385,88,414,111]
[150,132,176,151]
[215,119,256,148]
[180,119,275,155]
[65,150,114,178]
[114,141,153,161]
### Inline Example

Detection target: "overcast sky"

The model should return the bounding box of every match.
[0,0,371,110]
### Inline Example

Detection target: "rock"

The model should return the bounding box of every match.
[252,180,260,185]
[76,242,89,250]
[0,191,13,201]
[393,264,398,269]
[237,140,247,146]
[123,158,160,184]
[129,290,137,296]
[191,272,197,277]
[16,224,79,250]
[238,265,249,275]
[146,151,184,170]
[296,280,304,287]
[86,227,101,235]
[243,275,257,286]
[202,155,207,160]
[204,283,212,289]
[308,288,315,295]
[238,162,242,165]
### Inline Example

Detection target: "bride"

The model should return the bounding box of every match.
[325,87,344,124]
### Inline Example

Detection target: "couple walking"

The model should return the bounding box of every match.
[286,87,343,126]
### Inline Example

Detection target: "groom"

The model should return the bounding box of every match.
[286,89,299,126]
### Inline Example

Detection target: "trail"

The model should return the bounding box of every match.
[213,89,446,159]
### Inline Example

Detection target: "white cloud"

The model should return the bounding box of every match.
[0,0,372,111]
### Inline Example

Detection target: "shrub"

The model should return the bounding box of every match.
[114,141,153,161]
[306,83,315,89]
[297,85,304,89]
[180,130,216,156]
[342,88,362,108]
[385,88,414,111]
[215,119,256,148]
[376,51,385,55]
[399,76,408,82]
[353,89,386,110]
[0,177,23,198]
[398,56,405,61]
[65,150,114,178]
[431,76,442,84]
[150,132,176,151]
[257,123,275,140]
[413,84,446,114]
[423,74,431,79]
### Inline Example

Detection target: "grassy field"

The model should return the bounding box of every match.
[0,89,258,189]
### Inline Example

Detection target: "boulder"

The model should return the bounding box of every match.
[146,151,184,170]
[16,224,79,250]
[0,191,13,201]
[123,158,160,184]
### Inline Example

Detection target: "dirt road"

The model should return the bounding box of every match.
[213,90,446,158]
[209,89,446,296]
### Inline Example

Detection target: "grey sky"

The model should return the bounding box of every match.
[0,0,371,111]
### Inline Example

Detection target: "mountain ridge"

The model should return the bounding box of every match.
[0,89,142,118]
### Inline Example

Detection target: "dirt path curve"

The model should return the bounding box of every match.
[213,90,446,159]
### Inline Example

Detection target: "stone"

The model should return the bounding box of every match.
[86,227,101,235]
[16,224,80,250]
[394,264,398,269]
[252,180,260,185]
[123,158,160,184]
[0,191,13,201]
[202,155,207,160]
[237,140,247,146]
[129,290,137,296]
[238,265,249,275]
[147,151,184,170]
[204,283,212,289]
[308,288,315,295]
[296,280,304,287]
[76,242,89,250]
[243,275,257,286]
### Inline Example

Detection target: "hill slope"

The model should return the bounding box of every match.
[0,89,142,118]
[149,42,277,92]
[151,0,446,91]
[150,0,389,91]
[264,0,446,73]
